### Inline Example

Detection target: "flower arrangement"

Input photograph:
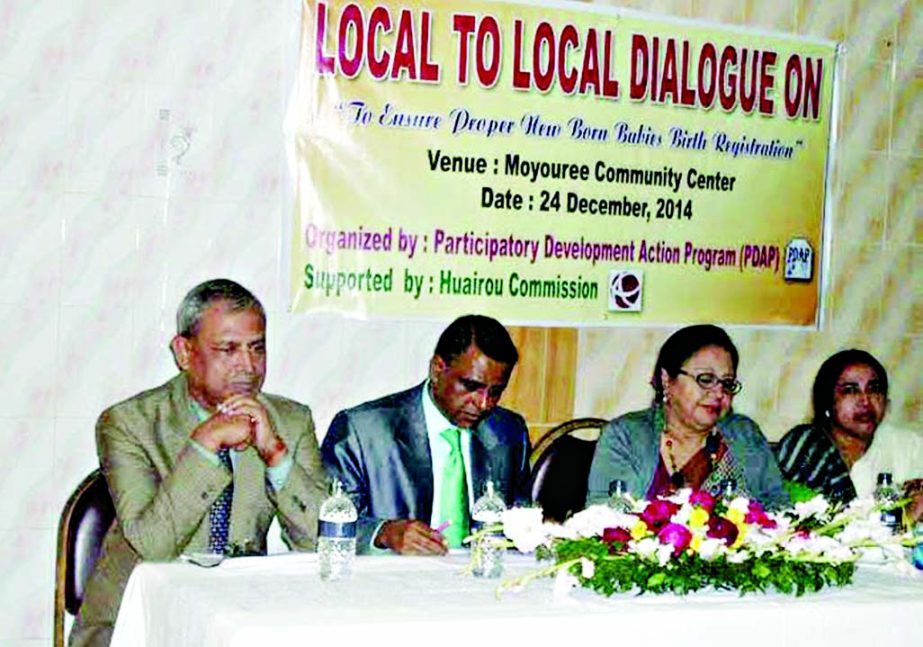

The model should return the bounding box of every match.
[476,490,916,597]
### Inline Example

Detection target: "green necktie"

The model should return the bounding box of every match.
[439,427,470,548]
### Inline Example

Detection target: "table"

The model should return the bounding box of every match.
[111,552,923,647]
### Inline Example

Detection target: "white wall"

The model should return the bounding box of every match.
[0,1,447,642]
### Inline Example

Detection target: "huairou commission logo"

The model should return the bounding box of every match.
[608,270,643,312]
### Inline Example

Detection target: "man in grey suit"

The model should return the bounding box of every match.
[71,279,328,646]
[322,315,531,555]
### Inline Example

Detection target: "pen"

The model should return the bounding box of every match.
[434,521,451,534]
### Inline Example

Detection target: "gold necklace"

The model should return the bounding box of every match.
[663,433,679,473]
[663,428,719,489]
[662,429,686,488]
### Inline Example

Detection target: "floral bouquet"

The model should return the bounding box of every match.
[476,489,917,597]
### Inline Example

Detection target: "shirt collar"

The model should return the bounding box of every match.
[189,397,211,423]
[421,380,461,440]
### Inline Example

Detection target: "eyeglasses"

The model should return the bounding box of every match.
[677,369,742,395]
[834,381,885,398]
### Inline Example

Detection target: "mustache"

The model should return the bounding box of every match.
[228,373,260,382]
[227,374,262,389]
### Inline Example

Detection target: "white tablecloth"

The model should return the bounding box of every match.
[111,552,923,647]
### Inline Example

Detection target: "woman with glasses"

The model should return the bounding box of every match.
[775,350,923,520]
[586,325,788,508]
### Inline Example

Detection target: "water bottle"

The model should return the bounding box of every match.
[911,522,923,571]
[874,472,902,534]
[607,479,633,513]
[717,478,739,505]
[318,479,357,581]
[470,481,506,578]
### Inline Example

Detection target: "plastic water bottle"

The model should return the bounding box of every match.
[911,522,923,571]
[718,478,739,505]
[874,472,902,535]
[607,479,633,513]
[470,481,506,578]
[318,480,357,581]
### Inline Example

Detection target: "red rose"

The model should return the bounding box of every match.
[745,501,777,529]
[689,490,716,512]
[602,527,632,554]
[706,516,739,546]
[657,522,693,556]
[640,500,680,530]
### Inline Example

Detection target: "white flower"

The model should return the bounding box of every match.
[552,569,579,600]
[784,534,850,559]
[501,507,547,553]
[824,545,855,561]
[844,496,877,518]
[696,537,725,561]
[794,495,829,519]
[545,522,578,540]
[727,550,749,564]
[727,496,751,513]
[768,514,792,533]
[670,503,693,525]
[746,528,778,549]
[632,537,661,560]
[655,544,674,566]
[784,535,810,556]
[580,557,595,578]
[837,515,892,545]
[564,505,634,537]
[666,488,693,505]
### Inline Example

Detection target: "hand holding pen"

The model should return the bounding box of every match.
[374,519,449,555]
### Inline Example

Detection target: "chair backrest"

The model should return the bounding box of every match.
[530,418,607,523]
[54,469,115,647]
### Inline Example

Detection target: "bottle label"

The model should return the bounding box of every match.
[880,509,902,531]
[471,519,503,536]
[319,520,357,538]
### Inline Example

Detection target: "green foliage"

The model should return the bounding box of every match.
[784,480,822,504]
[549,537,855,597]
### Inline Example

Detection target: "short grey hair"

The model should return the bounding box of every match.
[176,279,265,337]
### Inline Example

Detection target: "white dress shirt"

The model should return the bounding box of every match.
[421,380,476,526]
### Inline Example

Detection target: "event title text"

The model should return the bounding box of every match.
[314,2,825,120]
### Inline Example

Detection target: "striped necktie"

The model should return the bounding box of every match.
[439,428,470,548]
[208,449,233,553]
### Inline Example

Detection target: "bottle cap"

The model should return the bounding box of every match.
[608,479,627,496]
[876,472,893,485]
[719,478,737,493]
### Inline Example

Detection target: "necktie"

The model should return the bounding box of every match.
[439,428,470,548]
[208,449,233,554]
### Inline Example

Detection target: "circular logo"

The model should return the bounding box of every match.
[609,271,642,310]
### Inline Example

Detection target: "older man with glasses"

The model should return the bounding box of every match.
[70,279,328,647]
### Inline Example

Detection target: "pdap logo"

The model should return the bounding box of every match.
[608,270,643,312]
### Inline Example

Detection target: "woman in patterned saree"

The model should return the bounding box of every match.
[775,349,923,521]
[587,325,788,509]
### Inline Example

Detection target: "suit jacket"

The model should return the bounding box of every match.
[586,405,789,510]
[321,383,531,552]
[70,374,328,647]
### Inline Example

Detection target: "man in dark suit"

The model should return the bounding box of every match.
[322,315,531,555]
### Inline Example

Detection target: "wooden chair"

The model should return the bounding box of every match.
[54,469,115,646]
[530,418,607,523]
